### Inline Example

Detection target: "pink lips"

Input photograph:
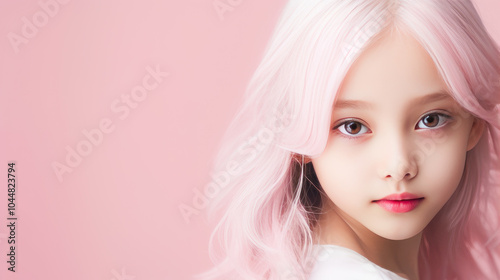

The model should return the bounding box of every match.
[373,192,424,213]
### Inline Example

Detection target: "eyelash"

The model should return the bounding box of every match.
[332,112,453,139]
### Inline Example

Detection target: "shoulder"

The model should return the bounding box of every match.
[308,245,408,280]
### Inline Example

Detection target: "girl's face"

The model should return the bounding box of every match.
[311,31,484,240]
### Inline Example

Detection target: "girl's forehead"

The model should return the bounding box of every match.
[335,30,450,109]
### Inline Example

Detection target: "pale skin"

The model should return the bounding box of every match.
[306,29,485,280]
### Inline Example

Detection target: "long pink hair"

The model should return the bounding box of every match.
[197,0,500,279]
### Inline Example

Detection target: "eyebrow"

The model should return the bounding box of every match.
[333,91,452,110]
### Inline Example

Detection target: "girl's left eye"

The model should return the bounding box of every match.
[416,113,451,129]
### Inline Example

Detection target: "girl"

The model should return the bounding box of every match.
[197,0,500,279]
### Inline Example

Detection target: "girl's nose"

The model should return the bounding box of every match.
[382,161,417,181]
[376,134,418,182]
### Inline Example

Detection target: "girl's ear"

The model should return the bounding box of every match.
[304,156,312,164]
[466,117,485,151]
[292,153,312,164]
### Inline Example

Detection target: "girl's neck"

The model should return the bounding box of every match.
[314,202,421,280]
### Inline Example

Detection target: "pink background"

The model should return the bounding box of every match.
[0,1,498,279]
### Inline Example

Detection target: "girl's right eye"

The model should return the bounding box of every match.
[334,120,370,137]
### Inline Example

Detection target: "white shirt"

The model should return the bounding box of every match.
[308,245,409,280]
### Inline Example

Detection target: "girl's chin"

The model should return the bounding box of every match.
[371,228,424,241]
